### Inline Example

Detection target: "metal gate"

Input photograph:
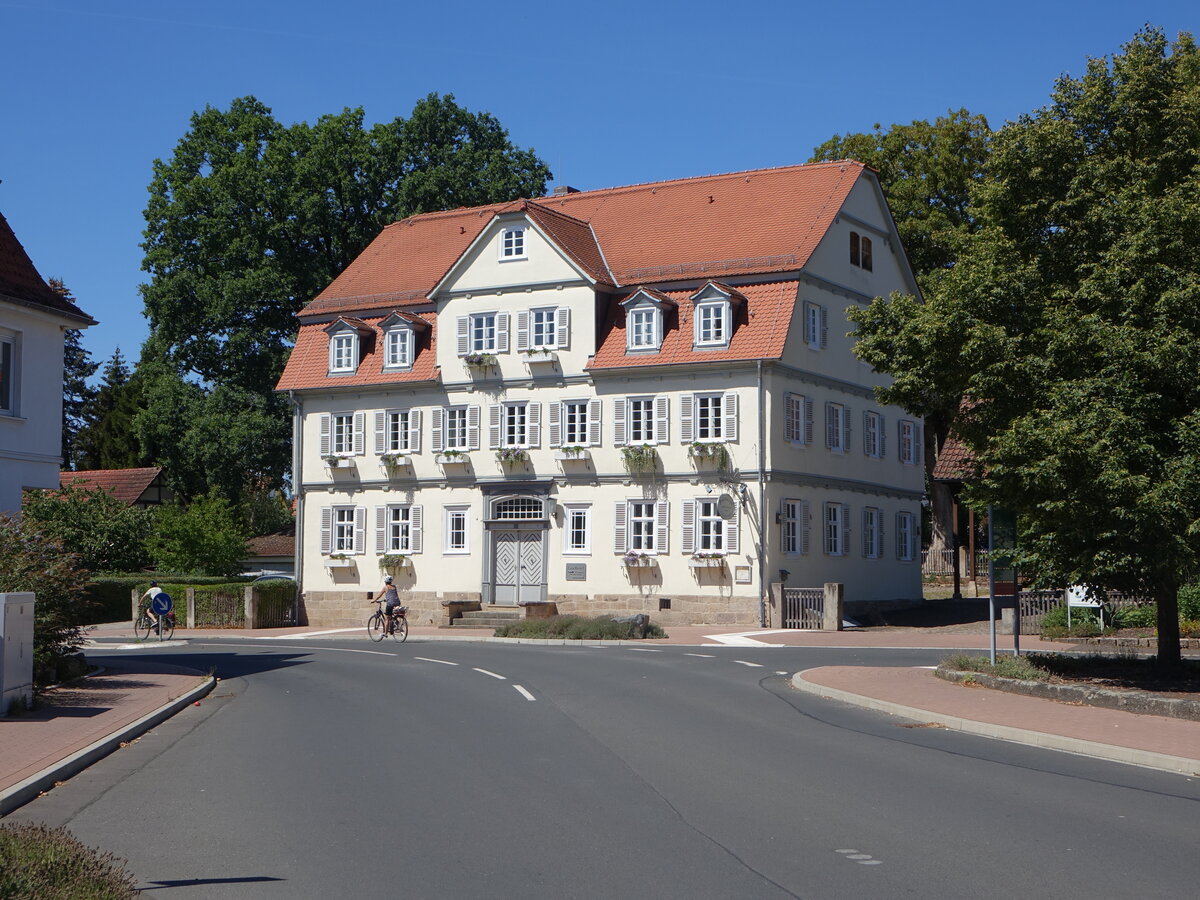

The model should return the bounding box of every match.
[782,588,824,629]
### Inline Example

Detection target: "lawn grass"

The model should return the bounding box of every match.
[0,823,138,898]
[495,614,666,640]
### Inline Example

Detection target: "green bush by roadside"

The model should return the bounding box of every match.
[83,575,257,625]
[941,653,1050,681]
[494,615,667,640]
[0,823,139,898]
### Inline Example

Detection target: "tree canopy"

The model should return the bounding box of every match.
[849,27,1200,667]
[51,280,98,470]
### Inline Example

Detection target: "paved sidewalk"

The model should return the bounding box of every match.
[794,665,1200,776]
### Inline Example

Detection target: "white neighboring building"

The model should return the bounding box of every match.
[277,162,925,628]
[0,211,95,515]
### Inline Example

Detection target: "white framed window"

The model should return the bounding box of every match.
[332,413,354,455]
[329,332,357,373]
[780,499,808,555]
[614,395,668,446]
[471,313,497,352]
[375,409,421,454]
[629,501,657,552]
[784,393,813,445]
[489,401,540,449]
[628,307,660,351]
[900,420,922,465]
[863,411,884,459]
[825,402,850,454]
[551,399,601,448]
[804,302,827,350]
[563,504,591,555]
[433,405,480,452]
[531,307,557,349]
[614,499,668,554]
[862,507,881,559]
[445,506,470,554]
[851,232,873,271]
[896,511,917,561]
[696,498,725,552]
[500,226,526,259]
[695,393,723,441]
[383,327,413,369]
[682,497,739,555]
[630,398,654,443]
[823,502,849,556]
[320,505,364,555]
[0,332,15,415]
[320,411,365,457]
[456,312,509,356]
[680,392,738,443]
[694,301,729,347]
[376,504,422,554]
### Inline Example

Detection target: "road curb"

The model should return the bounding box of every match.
[791,669,1200,777]
[0,672,215,816]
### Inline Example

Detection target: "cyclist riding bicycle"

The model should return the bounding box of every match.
[377,575,401,634]
[140,581,172,629]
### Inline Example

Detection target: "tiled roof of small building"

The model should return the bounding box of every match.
[0,211,94,323]
[276,310,438,391]
[246,524,296,558]
[931,436,977,482]
[59,467,163,505]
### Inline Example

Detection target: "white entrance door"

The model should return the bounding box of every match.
[493,529,545,605]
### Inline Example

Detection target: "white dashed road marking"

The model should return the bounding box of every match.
[685,653,716,658]
[473,668,506,680]
[733,660,764,668]
[627,647,660,652]
[414,657,458,666]
[836,849,883,866]
[513,685,536,701]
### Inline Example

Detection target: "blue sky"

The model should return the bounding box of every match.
[1,0,1195,378]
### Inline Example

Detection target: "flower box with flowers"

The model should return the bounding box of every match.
[435,450,469,465]
[379,554,412,570]
[688,552,727,569]
[622,551,657,567]
[324,455,352,469]
[554,445,589,462]
[380,451,412,467]
[324,554,354,569]
[522,348,558,364]
[495,448,528,465]
[463,353,498,369]
[621,444,658,473]
[688,442,729,466]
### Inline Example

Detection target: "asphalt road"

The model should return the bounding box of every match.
[12,639,1200,899]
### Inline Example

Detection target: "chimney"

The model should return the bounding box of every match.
[552,185,580,196]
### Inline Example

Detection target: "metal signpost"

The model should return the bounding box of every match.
[151,592,173,642]
[986,505,1019,664]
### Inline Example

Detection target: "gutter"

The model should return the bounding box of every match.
[757,359,767,627]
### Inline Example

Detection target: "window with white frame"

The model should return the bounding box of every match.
[563,504,591,555]
[503,402,528,448]
[862,507,881,558]
[332,413,355,455]
[378,409,421,454]
[781,499,806,555]
[628,307,660,350]
[900,420,920,465]
[329,332,356,373]
[695,301,729,347]
[434,406,479,452]
[0,332,15,415]
[562,400,589,446]
[628,500,657,551]
[629,397,655,444]
[784,393,813,445]
[471,313,497,352]
[696,498,725,552]
[445,506,470,553]
[679,391,739,445]
[501,227,526,259]
[823,502,848,556]
[530,307,557,349]
[382,504,417,553]
[804,302,826,350]
[825,402,850,453]
[333,507,357,553]
[694,393,724,441]
[863,411,883,459]
[614,499,668,554]
[383,327,413,369]
[896,511,917,561]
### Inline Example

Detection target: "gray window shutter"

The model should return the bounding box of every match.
[354,507,366,554]
[654,396,669,444]
[896,513,904,559]
[841,504,850,557]
[915,424,924,464]
[613,502,627,553]
[548,401,562,448]
[456,316,469,356]
[819,305,828,348]
[353,412,366,455]
[825,403,837,448]
[319,414,331,457]
[431,408,444,452]
[409,409,422,453]
[784,393,795,442]
[320,507,332,554]
[488,404,502,449]
[496,312,510,353]
[613,398,627,446]
[681,499,696,554]
[862,509,870,557]
[411,506,423,554]
[516,310,530,351]
[725,501,740,553]
[879,514,886,558]
[863,412,872,457]
[375,411,387,454]
[556,306,570,348]
[680,393,694,442]
[467,405,481,450]
[724,392,738,442]
[656,501,670,553]
[588,399,602,447]
[804,397,814,445]
[801,501,811,555]
[843,406,852,453]
[375,506,387,553]
[880,419,887,458]
[528,402,541,448]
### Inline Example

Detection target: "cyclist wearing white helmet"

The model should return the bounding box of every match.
[377,574,401,634]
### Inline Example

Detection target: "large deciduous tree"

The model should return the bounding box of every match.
[810,110,992,557]
[851,27,1200,669]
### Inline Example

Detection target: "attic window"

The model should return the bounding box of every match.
[628,307,661,351]
[694,301,730,347]
[501,227,526,260]
[850,232,873,271]
[329,333,357,374]
[383,326,413,370]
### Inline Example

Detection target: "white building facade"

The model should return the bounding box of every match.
[277,163,924,627]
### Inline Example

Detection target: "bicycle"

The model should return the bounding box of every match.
[367,599,408,642]
[135,607,176,641]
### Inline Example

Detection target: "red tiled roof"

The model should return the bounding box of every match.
[931,436,977,482]
[59,467,162,505]
[589,281,797,370]
[277,311,438,391]
[0,211,94,323]
[246,525,295,558]
[299,161,865,320]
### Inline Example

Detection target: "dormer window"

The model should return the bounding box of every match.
[329,333,357,374]
[689,283,742,349]
[383,327,413,369]
[500,227,526,260]
[621,288,674,353]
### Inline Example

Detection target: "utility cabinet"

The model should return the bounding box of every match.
[0,592,35,716]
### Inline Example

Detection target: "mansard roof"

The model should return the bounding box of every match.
[277,311,438,391]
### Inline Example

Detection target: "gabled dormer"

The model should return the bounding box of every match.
[323,317,373,375]
[378,311,429,371]
[621,288,676,353]
[688,282,746,350]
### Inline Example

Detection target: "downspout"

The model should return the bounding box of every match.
[757,359,767,627]
[289,390,303,598]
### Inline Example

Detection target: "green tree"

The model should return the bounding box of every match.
[148,492,248,577]
[51,280,99,469]
[22,483,153,573]
[810,111,992,555]
[850,27,1200,669]
[75,348,145,470]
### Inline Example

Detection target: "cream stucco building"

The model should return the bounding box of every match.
[277,162,924,628]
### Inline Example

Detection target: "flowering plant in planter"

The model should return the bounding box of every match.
[689,442,729,466]
[380,451,410,466]
[379,553,411,569]
[495,447,528,464]
[621,444,657,472]
[623,550,653,566]
[558,445,586,457]
[436,449,467,461]
[323,454,345,467]
[463,353,497,368]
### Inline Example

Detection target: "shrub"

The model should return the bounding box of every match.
[941,653,1049,681]
[495,614,666,640]
[148,492,248,577]
[0,822,138,898]
[22,482,153,573]
[1178,585,1200,621]
[1111,603,1157,629]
